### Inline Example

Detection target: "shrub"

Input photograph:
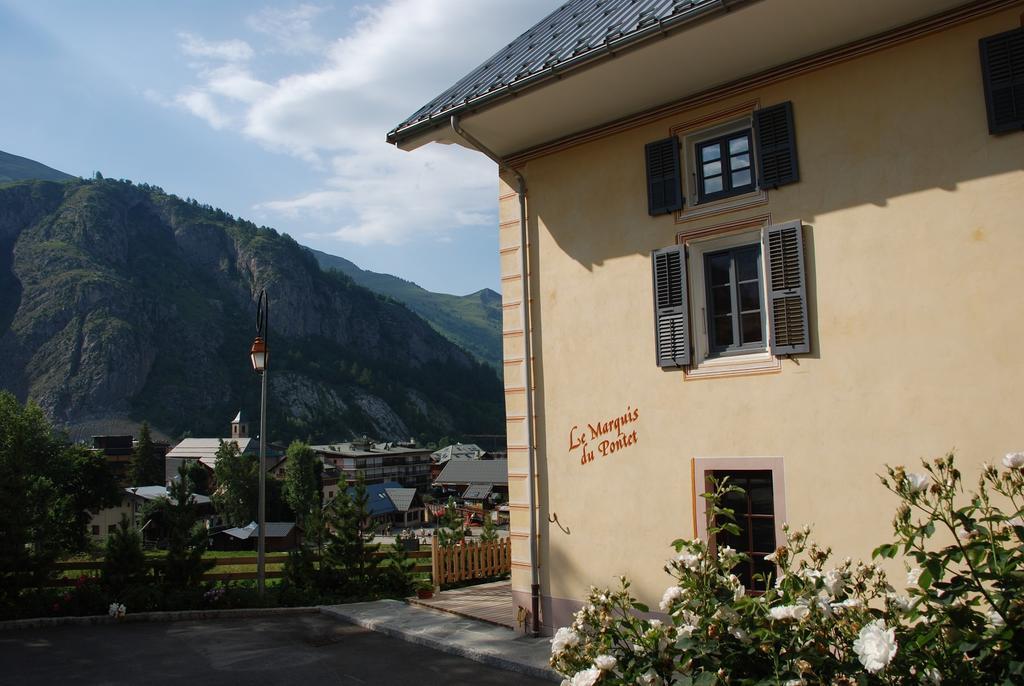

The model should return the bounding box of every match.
[550,452,1023,685]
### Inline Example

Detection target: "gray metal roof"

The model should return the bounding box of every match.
[461,484,494,500]
[124,486,211,506]
[384,487,419,512]
[434,459,508,486]
[221,521,296,540]
[388,0,737,143]
[431,443,486,464]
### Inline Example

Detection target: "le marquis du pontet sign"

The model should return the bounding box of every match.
[568,405,640,466]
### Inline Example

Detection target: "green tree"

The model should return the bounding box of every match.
[150,464,213,591]
[0,392,120,602]
[479,513,498,543]
[129,422,163,486]
[101,515,148,594]
[282,440,322,529]
[379,536,417,597]
[211,440,257,526]
[182,459,209,495]
[436,496,465,547]
[323,476,380,596]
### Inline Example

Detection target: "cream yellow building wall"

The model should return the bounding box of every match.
[503,7,1024,631]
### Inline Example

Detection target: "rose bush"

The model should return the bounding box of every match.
[550,453,1023,685]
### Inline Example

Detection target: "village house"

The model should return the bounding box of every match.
[311,437,433,491]
[163,411,262,485]
[388,0,1024,633]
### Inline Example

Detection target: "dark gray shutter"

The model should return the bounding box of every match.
[652,245,690,367]
[980,27,1024,134]
[645,137,683,216]
[763,221,810,355]
[753,102,799,189]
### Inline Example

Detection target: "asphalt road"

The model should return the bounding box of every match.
[0,614,552,685]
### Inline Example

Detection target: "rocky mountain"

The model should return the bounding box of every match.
[0,150,75,184]
[308,248,502,369]
[0,175,504,444]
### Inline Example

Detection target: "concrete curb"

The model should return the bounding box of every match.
[0,606,320,632]
[320,602,561,683]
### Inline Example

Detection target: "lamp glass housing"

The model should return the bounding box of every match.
[250,337,268,373]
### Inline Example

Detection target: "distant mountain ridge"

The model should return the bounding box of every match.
[0,150,74,184]
[0,172,503,444]
[308,248,502,369]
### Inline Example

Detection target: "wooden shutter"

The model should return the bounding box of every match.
[645,137,683,216]
[652,245,690,367]
[753,102,799,189]
[980,27,1024,134]
[763,221,810,355]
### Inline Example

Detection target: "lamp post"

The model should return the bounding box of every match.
[249,289,269,597]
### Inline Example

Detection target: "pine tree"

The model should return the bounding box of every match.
[379,536,417,597]
[479,512,499,543]
[102,514,148,594]
[436,496,465,547]
[130,422,163,486]
[323,475,380,597]
[151,464,213,591]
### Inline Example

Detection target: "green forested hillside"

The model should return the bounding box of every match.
[0,150,74,184]
[0,177,503,444]
[309,248,502,369]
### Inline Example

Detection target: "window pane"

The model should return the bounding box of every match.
[702,161,722,177]
[738,282,760,311]
[714,316,734,347]
[752,555,775,590]
[703,176,723,194]
[701,144,721,162]
[752,519,776,554]
[731,169,751,188]
[729,135,749,154]
[741,312,763,343]
[736,249,759,281]
[708,254,731,285]
[730,153,750,169]
[748,478,773,514]
[711,287,732,315]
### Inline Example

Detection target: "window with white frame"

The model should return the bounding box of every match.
[652,221,810,371]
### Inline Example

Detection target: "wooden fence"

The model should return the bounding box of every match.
[49,550,432,587]
[431,537,511,588]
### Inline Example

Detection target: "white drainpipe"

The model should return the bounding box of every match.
[450,115,540,636]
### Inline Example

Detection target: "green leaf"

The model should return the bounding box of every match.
[694,673,717,686]
[632,602,650,613]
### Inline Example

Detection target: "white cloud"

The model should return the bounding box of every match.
[173,0,559,245]
[246,4,328,54]
[175,90,231,129]
[179,32,254,62]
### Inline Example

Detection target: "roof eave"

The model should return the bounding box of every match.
[386,0,752,149]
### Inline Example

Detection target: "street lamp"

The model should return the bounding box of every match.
[250,289,269,596]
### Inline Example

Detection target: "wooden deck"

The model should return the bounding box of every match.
[408,581,515,629]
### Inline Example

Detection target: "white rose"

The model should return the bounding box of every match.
[717,545,737,564]
[637,669,662,685]
[853,620,897,674]
[988,609,1005,628]
[905,473,929,493]
[550,627,580,655]
[659,585,683,611]
[676,551,700,570]
[733,583,745,601]
[769,604,808,621]
[1003,452,1024,469]
[923,667,942,685]
[906,567,922,586]
[594,655,617,671]
[764,550,779,563]
[887,593,912,612]
[823,569,843,596]
[570,668,601,686]
[678,622,698,637]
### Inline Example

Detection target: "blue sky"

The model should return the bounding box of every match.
[0,0,558,295]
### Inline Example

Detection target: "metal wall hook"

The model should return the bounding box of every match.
[548,512,570,535]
